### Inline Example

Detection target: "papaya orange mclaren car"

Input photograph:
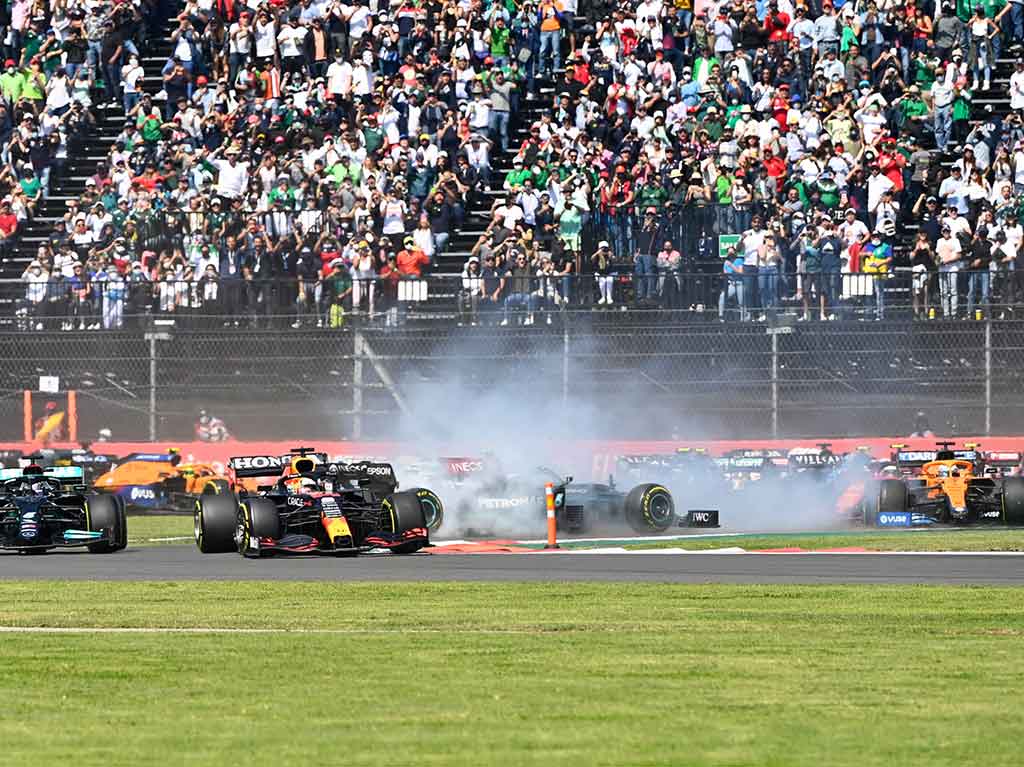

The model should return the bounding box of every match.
[94,451,233,511]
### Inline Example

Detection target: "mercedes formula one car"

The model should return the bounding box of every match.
[476,467,718,534]
[869,442,1024,526]
[0,463,127,553]
[194,449,437,557]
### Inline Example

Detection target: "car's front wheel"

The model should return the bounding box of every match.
[624,484,675,533]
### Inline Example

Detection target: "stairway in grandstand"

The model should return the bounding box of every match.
[0,17,178,299]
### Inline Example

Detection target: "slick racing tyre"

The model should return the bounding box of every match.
[869,479,909,527]
[408,487,444,532]
[202,479,232,495]
[624,484,675,533]
[236,498,281,557]
[1002,478,1024,525]
[85,494,127,553]
[382,491,428,554]
[194,493,238,553]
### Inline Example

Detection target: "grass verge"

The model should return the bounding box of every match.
[126,514,192,545]
[1,582,1023,766]
[621,529,1024,552]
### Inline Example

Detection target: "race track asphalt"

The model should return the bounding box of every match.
[1,546,1023,584]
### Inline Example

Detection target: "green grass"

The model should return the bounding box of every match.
[126,514,192,545]
[621,529,1024,552]
[1,582,1023,766]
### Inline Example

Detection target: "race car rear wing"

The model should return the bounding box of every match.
[228,455,287,478]
[0,466,84,481]
[986,451,1022,466]
[325,461,397,490]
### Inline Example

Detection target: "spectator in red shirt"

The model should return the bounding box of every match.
[0,198,18,256]
[877,140,906,192]
[396,236,430,277]
[130,164,165,192]
[763,149,787,193]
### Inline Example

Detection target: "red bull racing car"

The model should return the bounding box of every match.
[194,448,441,557]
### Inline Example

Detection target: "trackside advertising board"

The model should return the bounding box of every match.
[4,438,1023,481]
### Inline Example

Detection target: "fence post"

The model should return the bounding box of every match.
[985,318,992,436]
[562,318,569,407]
[768,328,779,438]
[353,329,364,440]
[143,332,170,442]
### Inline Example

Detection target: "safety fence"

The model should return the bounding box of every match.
[2,267,1017,328]
[1,318,1022,443]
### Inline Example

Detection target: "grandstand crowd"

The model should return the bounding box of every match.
[6,0,1024,327]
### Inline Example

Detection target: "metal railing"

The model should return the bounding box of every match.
[2,267,1018,329]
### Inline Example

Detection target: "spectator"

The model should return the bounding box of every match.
[396,236,430,278]
[936,225,963,318]
[500,251,538,325]
[592,240,614,306]
[909,231,936,319]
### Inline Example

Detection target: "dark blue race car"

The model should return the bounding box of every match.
[0,464,127,554]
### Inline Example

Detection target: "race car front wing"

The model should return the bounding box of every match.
[242,527,429,557]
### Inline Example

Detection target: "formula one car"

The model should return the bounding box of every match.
[471,466,717,534]
[194,449,436,557]
[0,463,127,553]
[869,442,1024,526]
[618,448,729,492]
[980,450,1023,478]
[94,450,233,512]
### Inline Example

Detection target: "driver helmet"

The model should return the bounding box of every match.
[951,467,961,477]
[31,481,47,494]
[97,427,112,441]
[937,466,950,478]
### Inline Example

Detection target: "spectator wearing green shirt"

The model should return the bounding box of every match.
[487,17,512,68]
[557,201,583,254]
[20,59,46,104]
[18,168,42,216]
[268,177,297,210]
[897,85,930,144]
[0,60,24,104]
[503,157,533,191]
[713,168,735,232]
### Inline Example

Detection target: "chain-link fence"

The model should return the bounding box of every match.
[2,316,1023,442]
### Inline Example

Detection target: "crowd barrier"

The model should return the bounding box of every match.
[3,265,1015,327]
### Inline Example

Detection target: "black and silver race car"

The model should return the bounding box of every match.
[472,467,718,534]
[194,449,439,557]
[0,463,127,553]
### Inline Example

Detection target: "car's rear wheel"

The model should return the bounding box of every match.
[1003,478,1024,524]
[85,494,127,553]
[236,498,281,556]
[624,484,675,533]
[381,491,428,554]
[194,493,237,553]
